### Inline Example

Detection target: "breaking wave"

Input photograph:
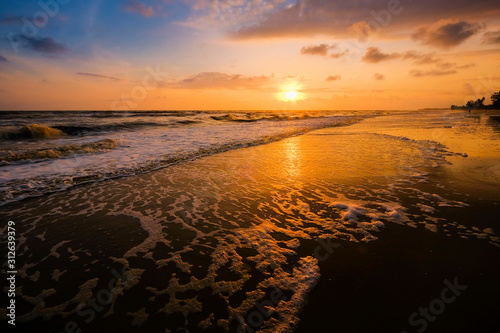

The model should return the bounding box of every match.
[0,121,199,139]
[0,139,119,165]
[0,124,65,140]
[51,122,169,136]
[0,116,363,205]
[211,113,313,122]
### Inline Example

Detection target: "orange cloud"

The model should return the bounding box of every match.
[362,48,475,75]
[300,43,348,59]
[326,75,341,82]
[330,49,349,59]
[482,30,500,44]
[301,44,333,56]
[169,72,273,90]
[412,20,484,49]
[409,69,457,77]
[362,47,400,63]
[402,51,440,65]
[347,21,375,42]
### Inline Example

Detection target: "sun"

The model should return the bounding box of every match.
[284,89,299,101]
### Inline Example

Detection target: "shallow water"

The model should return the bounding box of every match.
[337,110,500,199]
[0,110,498,332]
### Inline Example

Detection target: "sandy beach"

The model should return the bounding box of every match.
[1,110,499,332]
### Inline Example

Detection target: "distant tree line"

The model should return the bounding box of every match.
[451,91,500,110]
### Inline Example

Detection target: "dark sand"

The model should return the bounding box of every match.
[297,205,500,333]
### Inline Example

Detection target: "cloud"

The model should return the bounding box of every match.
[20,36,69,54]
[170,72,272,90]
[362,47,400,63]
[409,69,457,77]
[76,72,123,81]
[124,0,154,17]
[402,52,471,76]
[482,30,500,44]
[222,0,500,40]
[373,73,385,81]
[456,63,475,69]
[402,51,441,65]
[362,48,475,74]
[402,51,474,70]
[326,75,341,82]
[301,44,332,56]
[403,53,473,76]
[330,50,349,59]
[435,62,456,70]
[347,21,375,42]
[362,48,441,65]
[412,20,484,49]
[0,55,7,62]
[300,44,349,59]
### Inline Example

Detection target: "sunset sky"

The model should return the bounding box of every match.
[0,0,499,110]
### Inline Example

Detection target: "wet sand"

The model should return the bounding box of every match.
[1,111,499,332]
[297,204,500,333]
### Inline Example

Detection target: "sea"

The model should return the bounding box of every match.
[0,110,367,205]
[0,109,499,332]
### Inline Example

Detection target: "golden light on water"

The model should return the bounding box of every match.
[282,137,302,178]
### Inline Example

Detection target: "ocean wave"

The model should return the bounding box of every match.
[127,110,200,117]
[0,121,190,139]
[211,113,257,122]
[0,117,362,205]
[0,139,119,165]
[52,119,203,135]
[51,122,166,136]
[0,124,65,140]
[176,119,201,125]
[82,110,196,118]
[210,113,313,122]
